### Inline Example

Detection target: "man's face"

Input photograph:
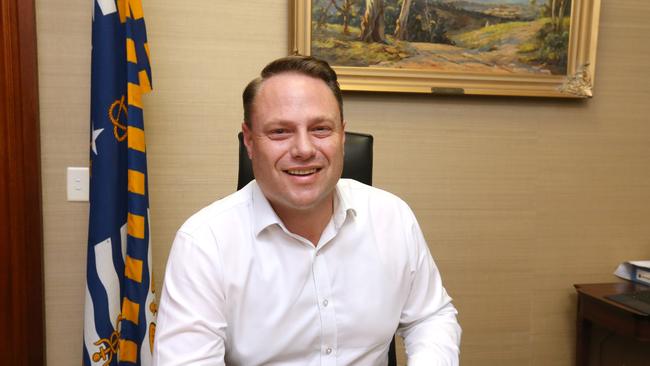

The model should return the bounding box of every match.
[242,72,345,217]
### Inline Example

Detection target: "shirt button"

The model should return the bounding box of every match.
[322,299,329,307]
[325,347,332,355]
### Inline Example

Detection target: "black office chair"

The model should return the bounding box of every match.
[237,131,397,366]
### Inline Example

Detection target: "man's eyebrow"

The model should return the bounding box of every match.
[309,115,340,124]
[258,118,291,126]
[262,116,338,126]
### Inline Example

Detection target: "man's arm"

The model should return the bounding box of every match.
[397,217,461,366]
[153,231,227,365]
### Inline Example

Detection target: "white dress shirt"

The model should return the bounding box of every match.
[153,179,460,366]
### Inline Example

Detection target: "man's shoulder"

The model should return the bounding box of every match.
[178,185,252,236]
[338,179,414,223]
[338,178,409,207]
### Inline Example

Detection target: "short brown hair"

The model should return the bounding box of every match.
[242,56,343,128]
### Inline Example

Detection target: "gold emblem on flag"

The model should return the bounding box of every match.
[108,95,128,142]
[149,322,156,352]
[92,315,123,366]
[149,279,158,353]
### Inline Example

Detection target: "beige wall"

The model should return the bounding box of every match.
[38,1,650,365]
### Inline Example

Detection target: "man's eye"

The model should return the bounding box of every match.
[312,126,332,135]
[268,129,290,139]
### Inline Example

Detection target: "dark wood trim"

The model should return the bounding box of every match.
[0,0,45,364]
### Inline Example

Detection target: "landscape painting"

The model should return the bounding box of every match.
[291,0,601,97]
[312,0,571,75]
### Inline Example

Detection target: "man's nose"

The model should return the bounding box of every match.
[290,130,316,159]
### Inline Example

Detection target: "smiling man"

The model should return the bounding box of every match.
[153,56,461,366]
[241,67,345,246]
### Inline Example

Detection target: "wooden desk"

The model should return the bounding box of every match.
[574,282,650,366]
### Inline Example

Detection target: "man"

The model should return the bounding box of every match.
[154,56,461,365]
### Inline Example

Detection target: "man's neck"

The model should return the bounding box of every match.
[273,197,334,246]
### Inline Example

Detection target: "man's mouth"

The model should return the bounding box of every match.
[285,168,319,176]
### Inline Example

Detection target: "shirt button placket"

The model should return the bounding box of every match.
[313,249,337,366]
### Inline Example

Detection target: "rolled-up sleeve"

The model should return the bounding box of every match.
[397,217,461,366]
[153,230,227,366]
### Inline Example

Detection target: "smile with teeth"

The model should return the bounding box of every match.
[286,168,319,176]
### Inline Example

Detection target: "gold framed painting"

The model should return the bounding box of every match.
[291,0,601,97]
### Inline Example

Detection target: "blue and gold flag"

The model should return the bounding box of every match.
[84,1,156,365]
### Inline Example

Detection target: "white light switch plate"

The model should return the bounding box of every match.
[67,167,89,201]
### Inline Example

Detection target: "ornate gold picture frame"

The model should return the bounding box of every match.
[291,0,601,97]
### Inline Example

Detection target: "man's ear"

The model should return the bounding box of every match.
[241,122,254,160]
[341,120,346,156]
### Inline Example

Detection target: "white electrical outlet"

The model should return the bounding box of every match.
[67,167,89,201]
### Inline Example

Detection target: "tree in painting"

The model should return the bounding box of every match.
[550,0,570,31]
[360,0,387,43]
[529,0,572,72]
[314,0,361,35]
[393,0,412,40]
[311,0,573,75]
[339,0,356,34]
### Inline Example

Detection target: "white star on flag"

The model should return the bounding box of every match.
[96,0,116,16]
[91,121,104,155]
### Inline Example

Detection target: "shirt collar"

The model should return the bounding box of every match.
[333,180,357,229]
[251,181,284,236]
[251,180,358,236]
